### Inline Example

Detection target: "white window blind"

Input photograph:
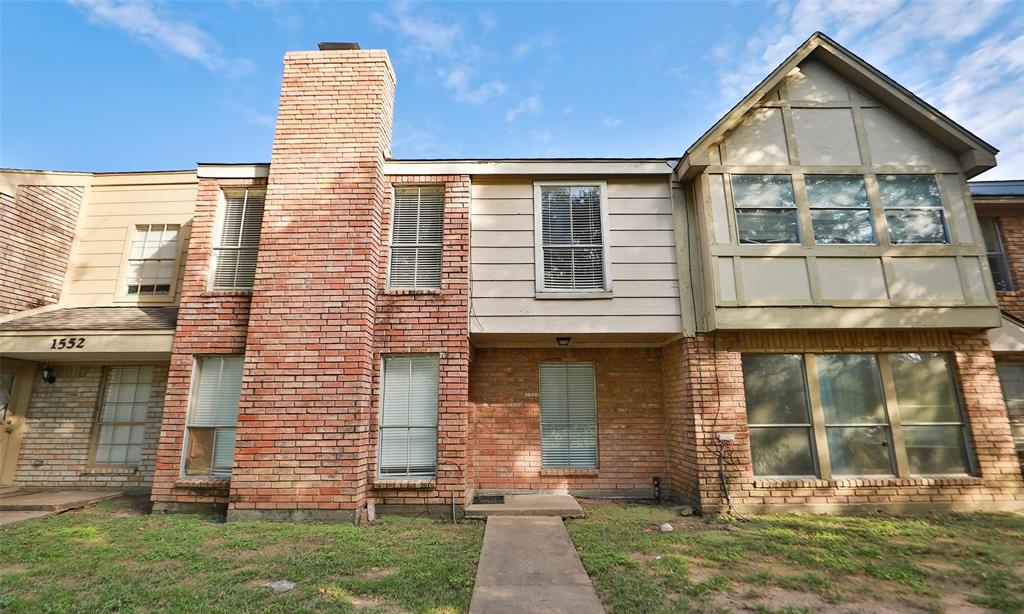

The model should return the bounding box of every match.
[213,189,264,290]
[94,366,152,465]
[539,363,598,468]
[540,185,606,291]
[126,224,179,295]
[379,355,439,479]
[185,355,243,477]
[389,186,444,289]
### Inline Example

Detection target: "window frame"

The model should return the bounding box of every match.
[181,355,244,479]
[377,353,440,481]
[89,366,153,467]
[210,188,265,292]
[115,221,185,303]
[533,180,612,297]
[877,174,951,245]
[730,174,801,245]
[994,360,1024,460]
[387,185,445,290]
[978,216,1015,291]
[539,362,599,469]
[804,174,877,246]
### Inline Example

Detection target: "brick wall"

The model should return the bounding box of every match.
[0,186,83,314]
[469,347,667,496]
[369,175,471,511]
[14,364,167,491]
[150,177,261,510]
[992,213,1024,318]
[226,49,396,522]
[662,338,702,506]
[672,329,1024,513]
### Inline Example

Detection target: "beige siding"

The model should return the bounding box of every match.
[64,173,197,307]
[470,178,681,335]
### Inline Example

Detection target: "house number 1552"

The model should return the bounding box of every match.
[50,337,86,350]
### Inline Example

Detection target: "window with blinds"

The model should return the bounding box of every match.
[93,366,152,465]
[538,185,607,291]
[213,189,265,290]
[378,354,439,479]
[389,186,444,289]
[184,355,243,478]
[539,363,598,468]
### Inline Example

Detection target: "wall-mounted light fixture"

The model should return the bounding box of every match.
[556,337,571,347]
[40,365,56,384]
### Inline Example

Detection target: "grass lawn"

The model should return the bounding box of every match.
[567,500,1024,614]
[0,498,483,614]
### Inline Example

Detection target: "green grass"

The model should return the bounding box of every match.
[0,498,483,613]
[566,500,1024,614]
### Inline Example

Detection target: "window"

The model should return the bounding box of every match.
[93,366,152,465]
[805,175,875,245]
[890,353,971,474]
[878,175,949,244]
[213,189,265,290]
[731,175,799,244]
[184,356,243,478]
[743,352,974,478]
[539,363,597,468]
[126,224,180,295]
[979,217,1014,291]
[389,186,444,289]
[742,354,816,476]
[379,355,438,479]
[995,361,1024,460]
[538,185,607,291]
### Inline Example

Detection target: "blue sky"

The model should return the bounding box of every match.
[2,1,1022,179]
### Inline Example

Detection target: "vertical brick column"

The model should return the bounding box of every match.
[226,49,396,522]
[994,214,1024,318]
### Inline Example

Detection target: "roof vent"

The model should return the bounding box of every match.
[318,42,360,51]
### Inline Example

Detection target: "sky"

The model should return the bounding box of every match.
[1,1,1022,179]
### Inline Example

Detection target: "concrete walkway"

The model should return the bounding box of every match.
[0,489,124,526]
[469,516,604,614]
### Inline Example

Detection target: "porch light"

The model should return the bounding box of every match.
[41,365,56,384]
[556,337,571,347]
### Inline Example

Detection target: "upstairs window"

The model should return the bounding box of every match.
[126,224,180,295]
[184,355,243,478]
[379,354,438,479]
[389,186,444,289]
[539,363,598,468]
[731,175,799,244]
[538,184,607,291]
[979,217,1014,291]
[805,175,875,245]
[878,175,949,244]
[213,189,264,291]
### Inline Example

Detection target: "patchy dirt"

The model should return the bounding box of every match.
[0,563,30,576]
[712,587,920,613]
[358,566,398,581]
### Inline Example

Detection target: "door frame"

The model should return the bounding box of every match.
[1,360,36,486]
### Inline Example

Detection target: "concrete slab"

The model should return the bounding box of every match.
[0,510,51,526]
[465,494,584,519]
[0,490,123,512]
[469,516,604,614]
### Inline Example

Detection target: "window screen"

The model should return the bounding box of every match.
[126,224,180,295]
[213,189,264,290]
[379,355,439,479]
[389,186,444,289]
[978,217,1014,291]
[539,363,597,468]
[539,185,606,291]
[805,175,874,245]
[94,366,152,465]
[878,175,949,244]
[185,355,243,477]
[816,354,895,476]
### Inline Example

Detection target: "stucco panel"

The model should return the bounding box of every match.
[792,108,862,165]
[723,108,790,165]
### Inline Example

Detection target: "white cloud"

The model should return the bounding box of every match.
[371,1,461,58]
[506,95,542,122]
[513,41,532,59]
[68,0,252,76]
[221,97,275,128]
[602,117,623,128]
[438,66,508,104]
[531,130,552,143]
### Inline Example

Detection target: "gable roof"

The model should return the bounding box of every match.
[676,32,998,180]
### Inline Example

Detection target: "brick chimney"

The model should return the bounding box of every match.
[227,45,396,521]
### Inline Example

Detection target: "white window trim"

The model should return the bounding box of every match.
[532,180,613,297]
[376,352,440,481]
[386,184,445,291]
[114,220,187,304]
[209,188,264,292]
[179,355,242,480]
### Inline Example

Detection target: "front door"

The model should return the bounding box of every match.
[0,363,34,485]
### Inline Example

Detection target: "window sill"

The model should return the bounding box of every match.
[373,479,436,489]
[201,290,253,298]
[540,468,599,477]
[174,478,231,489]
[82,465,139,475]
[535,291,613,300]
[383,288,443,296]
[753,475,983,489]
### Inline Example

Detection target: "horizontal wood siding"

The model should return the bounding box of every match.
[470,179,682,335]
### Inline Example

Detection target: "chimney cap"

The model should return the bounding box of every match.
[318,42,361,51]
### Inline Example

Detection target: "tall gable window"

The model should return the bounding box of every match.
[213,189,265,291]
[389,186,444,289]
[126,224,180,295]
[805,175,874,245]
[731,175,799,244]
[184,355,243,478]
[536,184,608,292]
[979,217,1014,291]
[878,175,949,244]
[539,363,598,468]
[379,354,438,479]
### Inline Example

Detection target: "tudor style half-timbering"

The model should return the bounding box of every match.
[1,33,1021,518]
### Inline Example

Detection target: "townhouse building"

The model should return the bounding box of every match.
[1,33,1021,521]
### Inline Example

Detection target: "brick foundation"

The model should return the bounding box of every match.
[14,364,167,491]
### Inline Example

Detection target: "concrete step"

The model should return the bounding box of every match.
[0,490,123,512]
[465,494,585,519]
